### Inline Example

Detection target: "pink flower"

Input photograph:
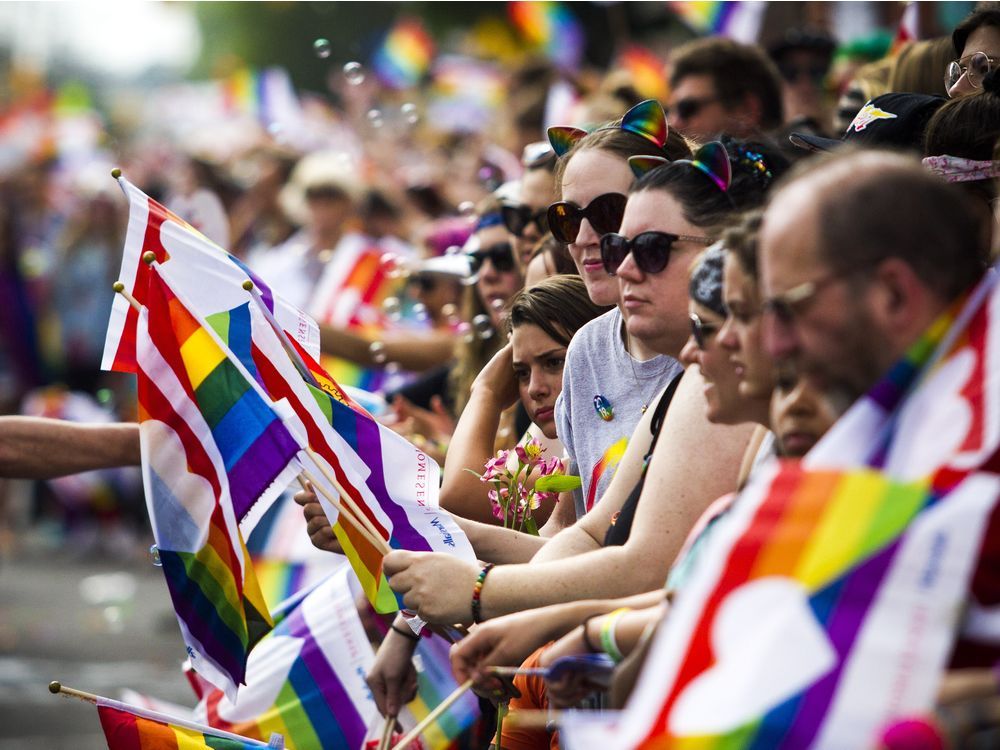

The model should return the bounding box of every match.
[538,457,563,477]
[515,439,545,465]
[481,450,510,482]
[487,486,509,520]
[535,491,558,505]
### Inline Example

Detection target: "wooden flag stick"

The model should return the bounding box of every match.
[113,281,142,313]
[488,665,546,677]
[300,468,391,556]
[502,710,562,729]
[302,445,388,550]
[391,678,474,750]
[49,681,98,704]
[377,714,396,750]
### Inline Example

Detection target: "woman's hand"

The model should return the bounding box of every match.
[470,343,519,412]
[366,626,420,717]
[382,550,480,624]
[293,484,343,554]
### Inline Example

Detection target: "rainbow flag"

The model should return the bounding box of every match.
[508,1,584,71]
[145,265,302,531]
[97,695,269,750]
[136,266,304,697]
[405,634,482,749]
[247,297,474,612]
[307,234,409,393]
[103,176,318,378]
[563,272,1000,748]
[615,46,668,102]
[668,1,767,43]
[195,565,378,750]
[373,18,436,90]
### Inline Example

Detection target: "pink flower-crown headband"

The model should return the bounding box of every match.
[922,155,1000,183]
[546,99,669,157]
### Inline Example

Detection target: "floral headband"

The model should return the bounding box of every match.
[546,99,669,157]
[627,141,733,193]
[922,155,1000,183]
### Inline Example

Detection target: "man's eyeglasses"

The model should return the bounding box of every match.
[689,312,720,350]
[547,192,627,244]
[778,62,828,85]
[669,96,719,121]
[600,231,712,276]
[467,242,516,274]
[501,202,549,238]
[762,272,845,324]
[945,51,999,95]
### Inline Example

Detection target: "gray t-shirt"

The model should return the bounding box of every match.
[555,308,684,518]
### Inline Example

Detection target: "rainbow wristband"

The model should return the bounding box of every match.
[471,563,495,624]
[600,608,631,664]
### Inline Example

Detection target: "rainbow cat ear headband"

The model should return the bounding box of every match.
[685,141,732,191]
[546,99,669,157]
[628,141,732,190]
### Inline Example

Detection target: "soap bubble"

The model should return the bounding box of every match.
[369,341,387,364]
[401,102,419,125]
[366,109,384,129]
[343,61,365,85]
[313,38,332,59]
[149,544,162,567]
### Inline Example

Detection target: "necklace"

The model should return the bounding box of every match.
[624,332,665,414]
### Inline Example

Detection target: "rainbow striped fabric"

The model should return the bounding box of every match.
[508,1,584,71]
[103,176,318,377]
[195,565,377,750]
[563,272,1000,748]
[406,634,482,749]
[373,18,436,90]
[97,696,268,750]
[242,296,475,613]
[137,265,304,697]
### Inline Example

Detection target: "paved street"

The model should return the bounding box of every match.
[0,529,196,749]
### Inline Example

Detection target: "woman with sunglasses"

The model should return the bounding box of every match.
[387,140,772,653]
[502,141,558,267]
[546,100,694,518]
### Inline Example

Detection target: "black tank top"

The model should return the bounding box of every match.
[603,371,684,547]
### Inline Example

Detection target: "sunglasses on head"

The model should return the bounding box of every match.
[600,231,713,276]
[467,242,516,274]
[689,312,720,350]
[501,202,549,238]
[670,96,719,121]
[547,192,627,244]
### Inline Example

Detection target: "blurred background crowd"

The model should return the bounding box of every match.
[0,0,978,559]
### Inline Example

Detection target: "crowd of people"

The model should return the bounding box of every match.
[7,3,1000,748]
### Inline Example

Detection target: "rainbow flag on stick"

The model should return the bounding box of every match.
[242,291,475,612]
[103,175,318,379]
[508,1,584,72]
[137,264,304,696]
[194,565,378,750]
[97,694,272,750]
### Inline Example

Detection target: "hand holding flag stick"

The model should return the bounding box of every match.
[377,714,397,750]
[391,678,475,750]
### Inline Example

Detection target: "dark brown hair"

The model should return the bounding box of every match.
[670,38,784,131]
[952,4,1000,56]
[507,274,611,345]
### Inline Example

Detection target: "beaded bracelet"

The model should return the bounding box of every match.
[600,607,631,663]
[390,623,421,642]
[471,563,495,624]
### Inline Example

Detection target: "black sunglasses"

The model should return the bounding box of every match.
[689,312,720,350]
[409,273,439,292]
[600,231,712,276]
[468,242,516,274]
[501,203,549,238]
[671,96,718,121]
[547,192,627,244]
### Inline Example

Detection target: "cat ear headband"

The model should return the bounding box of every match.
[627,141,732,192]
[546,99,669,157]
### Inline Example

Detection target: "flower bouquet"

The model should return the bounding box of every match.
[470,438,581,535]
